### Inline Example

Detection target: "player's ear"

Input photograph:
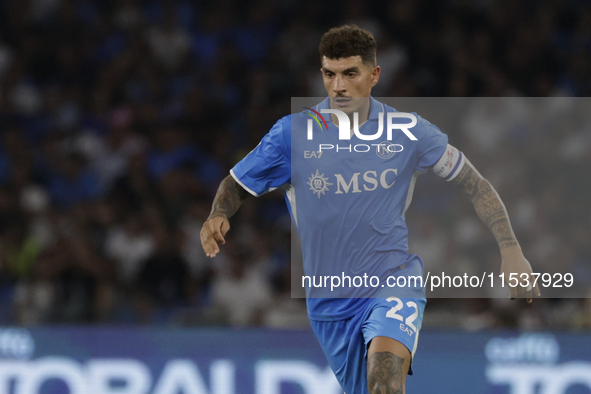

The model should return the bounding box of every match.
[371,65,381,87]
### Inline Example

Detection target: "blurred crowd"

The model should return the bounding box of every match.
[0,0,589,330]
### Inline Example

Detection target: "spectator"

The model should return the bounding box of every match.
[0,0,587,330]
[47,152,103,211]
[210,244,272,327]
[134,225,190,322]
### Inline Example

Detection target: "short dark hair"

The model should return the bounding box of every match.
[319,25,377,66]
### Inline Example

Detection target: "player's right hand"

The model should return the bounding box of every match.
[200,216,230,258]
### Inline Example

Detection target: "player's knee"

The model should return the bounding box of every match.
[367,351,405,394]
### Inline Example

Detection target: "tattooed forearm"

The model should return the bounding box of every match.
[367,352,404,394]
[451,160,518,250]
[471,182,518,249]
[450,160,480,196]
[208,175,250,220]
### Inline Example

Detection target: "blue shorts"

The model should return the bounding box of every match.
[310,262,426,394]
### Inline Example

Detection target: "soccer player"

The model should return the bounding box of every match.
[201,25,539,394]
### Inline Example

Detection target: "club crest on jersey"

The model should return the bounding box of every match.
[307,170,333,198]
[376,141,398,159]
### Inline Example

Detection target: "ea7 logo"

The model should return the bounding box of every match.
[334,169,398,194]
[306,109,418,141]
[304,150,323,158]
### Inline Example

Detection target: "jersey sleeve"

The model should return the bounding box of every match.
[230,117,291,197]
[414,115,449,172]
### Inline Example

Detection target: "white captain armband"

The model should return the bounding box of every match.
[432,144,466,181]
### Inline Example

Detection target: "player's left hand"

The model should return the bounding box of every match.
[499,245,541,303]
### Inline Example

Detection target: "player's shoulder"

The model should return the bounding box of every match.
[372,98,425,123]
[376,100,426,121]
[273,114,292,129]
[272,109,316,137]
[263,114,295,154]
[284,108,319,124]
[264,114,290,137]
[413,113,441,137]
[375,99,441,138]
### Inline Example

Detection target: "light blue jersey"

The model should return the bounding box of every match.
[231,97,448,320]
[231,97,455,392]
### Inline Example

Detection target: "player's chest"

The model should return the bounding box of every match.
[292,144,415,203]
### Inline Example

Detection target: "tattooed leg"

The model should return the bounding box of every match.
[367,352,405,394]
[367,337,410,394]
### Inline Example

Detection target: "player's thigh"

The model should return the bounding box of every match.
[363,296,426,370]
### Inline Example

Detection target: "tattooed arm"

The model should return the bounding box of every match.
[200,175,251,258]
[450,159,518,250]
[449,157,540,301]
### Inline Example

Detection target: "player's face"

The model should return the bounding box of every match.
[321,55,380,114]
